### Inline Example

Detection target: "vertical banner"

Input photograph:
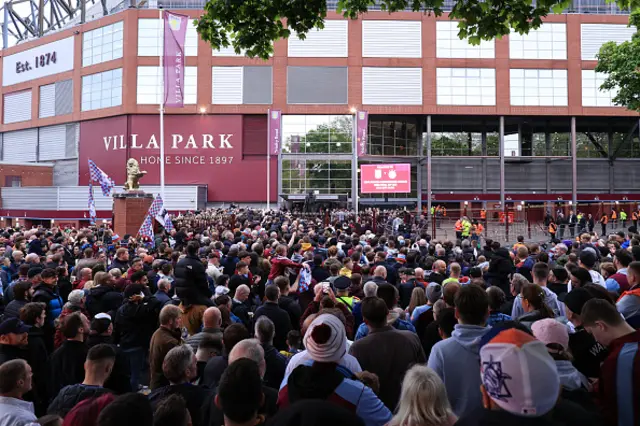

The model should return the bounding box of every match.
[356,110,368,157]
[268,109,281,155]
[163,12,188,107]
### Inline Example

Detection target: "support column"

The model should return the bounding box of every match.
[481,129,487,194]
[277,153,282,209]
[416,117,424,213]
[351,114,358,213]
[426,115,432,219]
[571,117,577,207]
[608,130,614,193]
[499,116,505,207]
[545,130,551,194]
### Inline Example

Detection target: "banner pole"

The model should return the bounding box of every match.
[267,109,271,211]
[159,8,165,200]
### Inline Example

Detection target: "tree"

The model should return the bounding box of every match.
[196,0,580,60]
[595,10,640,112]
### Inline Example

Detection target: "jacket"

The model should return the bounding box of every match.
[47,384,111,417]
[185,327,223,352]
[349,325,426,411]
[597,330,640,426]
[486,311,512,327]
[279,295,302,331]
[0,344,26,366]
[114,297,162,350]
[108,258,129,273]
[49,340,88,400]
[25,327,48,414]
[486,248,514,294]
[355,310,416,340]
[149,326,182,390]
[201,354,228,389]
[511,286,566,319]
[254,302,292,351]
[616,288,640,320]
[86,285,124,318]
[427,324,490,417]
[3,299,27,319]
[278,361,392,426]
[268,256,302,281]
[32,284,63,326]
[85,335,132,395]
[174,254,211,304]
[0,396,37,426]
[262,343,287,390]
[398,279,425,310]
[148,383,209,426]
[231,299,252,330]
[569,326,608,379]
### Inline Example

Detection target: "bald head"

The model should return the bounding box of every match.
[228,338,266,378]
[415,268,424,279]
[203,307,222,329]
[80,268,92,280]
[434,260,446,274]
[373,266,387,279]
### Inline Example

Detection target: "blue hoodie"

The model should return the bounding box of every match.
[427,324,489,417]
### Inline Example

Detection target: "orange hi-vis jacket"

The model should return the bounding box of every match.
[611,210,618,220]
[633,211,639,221]
[549,223,557,234]
[600,215,609,224]
[455,219,462,231]
[480,209,487,219]
[474,224,484,235]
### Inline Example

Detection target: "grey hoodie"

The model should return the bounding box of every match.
[556,360,590,391]
[511,285,566,319]
[427,324,489,417]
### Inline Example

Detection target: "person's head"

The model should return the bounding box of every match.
[581,298,633,346]
[274,276,290,295]
[161,263,173,276]
[216,358,264,426]
[408,287,427,314]
[130,270,148,286]
[376,283,399,310]
[363,282,378,297]
[628,260,640,288]
[68,289,86,308]
[388,365,454,426]
[130,258,143,273]
[186,241,200,257]
[115,248,129,261]
[90,313,113,336]
[579,251,597,271]
[27,267,42,285]
[361,297,389,329]
[157,279,171,294]
[613,249,633,271]
[202,307,222,329]
[520,284,554,319]
[265,285,280,303]
[449,263,461,278]
[562,287,593,327]
[228,338,266,380]
[531,263,549,285]
[152,394,190,426]
[480,328,559,417]
[196,334,224,361]
[41,268,58,286]
[0,359,32,397]
[85,344,117,384]
[62,312,90,341]
[426,282,443,305]
[454,284,489,326]
[486,287,506,312]
[159,305,182,331]
[19,302,46,327]
[569,267,592,289]
[254,316,275,345]
[549,267,569,285]
[12,281,32,302]
[163,345,197,384]
[437,308,458,339]
[97,393,153,426]
[303,314,347,364]
[222,323,250,355]
[234,285,250,302]
[531,318,571,361]
[286,330,301,351]
[373,265,387,279]
[599,262,616,280]
[0,317,30,347]
[443,282,461,308]
[516,246,529,260]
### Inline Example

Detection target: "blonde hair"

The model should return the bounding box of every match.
[407,287,427,316]
[388,365,455,426]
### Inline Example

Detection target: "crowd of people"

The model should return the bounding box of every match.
[0,206,637,426]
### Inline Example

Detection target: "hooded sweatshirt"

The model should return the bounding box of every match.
[556,360,590,391]
[427,324,489,417]
[511,286,566,319]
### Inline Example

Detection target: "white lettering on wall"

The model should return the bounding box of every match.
[101,134,235,150]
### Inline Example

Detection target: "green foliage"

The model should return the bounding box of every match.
[595,10,640,112]
[197,0,579,60]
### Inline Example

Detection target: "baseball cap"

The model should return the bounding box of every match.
[27,267,43,279]
[334,276,351,290]
[563,288,593,316]
[480,328,559,417]
[0,318,30,335]
[531,318,569,353]
[215,286,230,296]
[426,282,443,304]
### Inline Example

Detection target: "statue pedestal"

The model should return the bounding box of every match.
[113,192,154,238]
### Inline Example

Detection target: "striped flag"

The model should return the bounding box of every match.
[138,214,154,244]
[148,195,164,218]
[88,183,97,225]
[156,209,174,232]
[88,159,115,196]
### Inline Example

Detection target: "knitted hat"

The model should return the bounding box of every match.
[480,328,559,417]
[426,282,443,304]
[563,288,594,316]
[303,314,347,364]
[531,318,569,352]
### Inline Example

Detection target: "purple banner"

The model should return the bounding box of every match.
[163,12,188,107]
[268,110,281,155]
[356,110,368,157]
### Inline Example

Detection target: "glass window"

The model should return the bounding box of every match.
[436,21,495,59]
[138,19,198,57]
[582,70,618,107]
[436,68,496,106]
[510,69,567,107]
[428,118,500,157]
[368,119,418,156]
[282,115,353,155]
[4,176,21,187]
[81,68,123,111]
[509,23,566,60]
[83,21,123,67]
[282,159,352,195]
[136,66,197,105]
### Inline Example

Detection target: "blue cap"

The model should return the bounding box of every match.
[0,318,30,335]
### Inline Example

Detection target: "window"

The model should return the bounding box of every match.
[436,21,494,58]
[362,68,422,105]
[138,19,198,57]
[4,90,32,124]
[288,20,348,57]
[510,69,567,106]
[282,115,353,155]
[81,68,123,111]
[137,66,197,105]
[82,21,124,67]
[509,23,566,60]
[362,20,421,58]
[4,176,21,187]
[368,119,418,156]
[212,66,273,104]
[581,24,635,60]
[436,68,495,106]
[582,70,618,107]
[282,159,352,195]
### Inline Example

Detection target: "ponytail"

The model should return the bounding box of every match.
[522,284,555,319]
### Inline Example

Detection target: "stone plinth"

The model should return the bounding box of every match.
[113,192,153,238]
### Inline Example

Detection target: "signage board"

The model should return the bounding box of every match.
[360,163,411,194]
[3,37,75,86]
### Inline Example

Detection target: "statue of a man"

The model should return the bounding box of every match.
[123,158,147,191]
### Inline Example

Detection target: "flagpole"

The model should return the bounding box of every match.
[267,109,271,211]
[159,8,166,201]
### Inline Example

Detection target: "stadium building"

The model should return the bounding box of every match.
[0,0,638,226]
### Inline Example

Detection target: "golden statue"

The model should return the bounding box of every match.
[123,158,147,191]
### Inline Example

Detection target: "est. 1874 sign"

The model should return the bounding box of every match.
[2,37,74,87]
